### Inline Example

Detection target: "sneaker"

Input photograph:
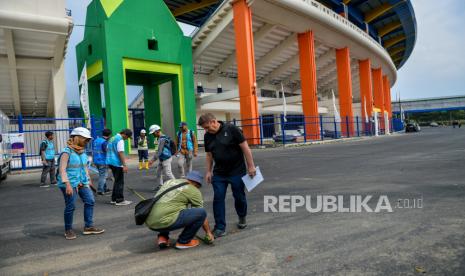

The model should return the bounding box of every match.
[103,189,112,195]
[175,239,200,250]
[212,228,226,238]
[40,183,50,188]
[158,235,170,249]
[115,200,132,206]
[50,182,58,186]
[237,216,247,229]
[64,229,77,240]
[97,192,104,196]
[109,201,116,205]
[83,227,105,235]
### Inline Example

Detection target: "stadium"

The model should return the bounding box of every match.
[129,0,417,142]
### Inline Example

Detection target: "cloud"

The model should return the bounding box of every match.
[394,0,465,99]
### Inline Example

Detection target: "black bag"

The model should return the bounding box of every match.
[168,137,176,156]
[134,181,188,225]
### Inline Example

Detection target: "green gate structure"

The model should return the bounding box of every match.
[76,0,196,152]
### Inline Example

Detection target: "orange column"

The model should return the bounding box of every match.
[298,31,320,140]
[382,75,392,117]
[358,59,373,132]
[336,47,354,136]
[372,68,385,130]
[232,0,260,144]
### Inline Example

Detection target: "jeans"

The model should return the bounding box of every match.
[60,186,94,231]
[155,208,206,244]
[177,152,193,178]
[109,165,125,203]
[211,174,247,231]
[96,164,108,193]
[138,150,149,162]
[40,159,56,184]
[156,157,175,186]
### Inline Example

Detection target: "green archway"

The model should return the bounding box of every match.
[76,0,196,152]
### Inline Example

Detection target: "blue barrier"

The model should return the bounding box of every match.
[196,114,392,146]
[9,116,104,170]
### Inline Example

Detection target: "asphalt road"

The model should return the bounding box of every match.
[1,127,464,275]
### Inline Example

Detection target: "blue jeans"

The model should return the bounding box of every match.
[96,164,108,193]
[155,208,206,244]
[60,186,95,231]
[211,174,247,231]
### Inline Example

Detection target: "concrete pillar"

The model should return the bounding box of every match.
[372,68,385,131]
[336,47,354,136]
[233,0,260,145]
[51,60,68,119]
[358,59,373,131]
[298,31,320,140]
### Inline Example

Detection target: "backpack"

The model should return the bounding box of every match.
[163,136,176,156]
[134,181,188,225]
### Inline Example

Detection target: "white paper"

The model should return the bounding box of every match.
[242,166,264,192]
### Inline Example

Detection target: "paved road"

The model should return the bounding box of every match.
[1,127,464,275]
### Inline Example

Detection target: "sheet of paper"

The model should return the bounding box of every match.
[242,166,264,192]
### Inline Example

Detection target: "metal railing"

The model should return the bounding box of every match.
[197,115,393,147]
[8,116,104,170]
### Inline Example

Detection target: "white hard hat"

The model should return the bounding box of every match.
[140,129,146,134]
[149,124,161,134]
[70,127,92,139]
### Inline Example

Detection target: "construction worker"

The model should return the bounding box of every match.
[145,170,214,250]
[57,127,104,240]
[137,129,149,170]
[148,124,175,190]
[92,128,112,195]
[176,122,198,178]
[39,131,56,187]
[106,129,133,206]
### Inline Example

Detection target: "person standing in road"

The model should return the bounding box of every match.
[92,128,112,195]
[175,122,198,178]
[138,129,149,170]
[57,127,104,240]
[198,113,257,238]
[148,124,175,190]
[40,131,57,187]
[106,129,133,206]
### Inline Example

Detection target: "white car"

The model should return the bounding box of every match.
[0,110,12,181]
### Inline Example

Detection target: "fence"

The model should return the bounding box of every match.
[197,115,394,146]
[9,115,104,170]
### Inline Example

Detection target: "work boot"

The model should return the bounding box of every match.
[237,216,247,229]
[138,162,143,170]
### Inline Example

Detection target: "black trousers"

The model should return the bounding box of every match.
[109,165,125,203]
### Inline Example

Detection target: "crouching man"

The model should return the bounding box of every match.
[145,170,214,250]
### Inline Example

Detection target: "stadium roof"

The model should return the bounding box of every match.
[166,0,416,69]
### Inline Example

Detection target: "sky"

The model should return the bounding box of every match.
[64,0,465,105]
